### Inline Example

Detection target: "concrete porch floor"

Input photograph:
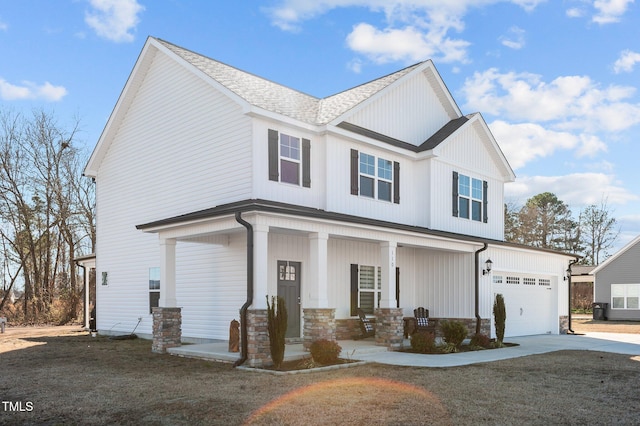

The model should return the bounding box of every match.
[167,338,394,364]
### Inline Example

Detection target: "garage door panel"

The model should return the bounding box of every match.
[493,274,553,337]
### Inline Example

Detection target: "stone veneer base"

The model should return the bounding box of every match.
[152,307,182,354]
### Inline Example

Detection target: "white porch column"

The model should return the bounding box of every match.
[253,224,269,309]
[380,241,397,308]
[159,238,177,307]
[309,232,329,308]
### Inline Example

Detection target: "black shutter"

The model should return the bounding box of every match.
[452,171,459,217]
[395,267,400,308]
[350,149,359,195]
[302,138,311,188]
[483,180,488,223]
[393,161,400,204]
[268,129,279,181]
[350,264,358,316]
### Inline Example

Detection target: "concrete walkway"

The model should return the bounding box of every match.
[168,332,640,368]
[355,332,640,367]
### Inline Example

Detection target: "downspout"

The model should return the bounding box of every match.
[234,212,253,367]
[474,243,489,335]
[567,258,579,334]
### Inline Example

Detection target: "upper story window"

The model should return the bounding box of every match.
[452,171,487,222]
[280,134,301,185]
[268,129,310,187]
[351,149,399,203]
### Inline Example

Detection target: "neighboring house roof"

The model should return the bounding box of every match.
[591,235,640,275]
[571,265,595,276]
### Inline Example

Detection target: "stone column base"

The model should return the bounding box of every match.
[375,307,404,350]
[559,315,569,334]
[152,307,182,353]
[246,309,270,367]
[303,308,336,350]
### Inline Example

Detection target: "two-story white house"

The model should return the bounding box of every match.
[85,37,577,366]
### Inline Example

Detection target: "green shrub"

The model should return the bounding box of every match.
[470,333,491,349]
[493,294,506,344]
[440,320,467,348]
[310,339,342,365]
[266,295,288,369]
[410,331,436,353]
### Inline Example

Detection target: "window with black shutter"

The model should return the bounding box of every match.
[268,129,311,187]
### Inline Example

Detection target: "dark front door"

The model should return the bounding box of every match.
[277,260,301,338]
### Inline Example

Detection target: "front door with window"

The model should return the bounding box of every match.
[277,261,301,338]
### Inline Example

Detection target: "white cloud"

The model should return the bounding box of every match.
[347,58,363,73]
[346,23,470,64]
[461,68,640,133]
[614,50,640,73]
[592,0,635,24]
[505,173,638,208]
[0,20,8,31]
[85,0,144,43]
[489,120,581,170]
[499,26,526,49]
[265,1,546,65]
[0,78,67,102]
[566,7,585,18]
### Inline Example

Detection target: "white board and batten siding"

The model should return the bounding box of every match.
[343,68,455,146]
[95,52,253,336]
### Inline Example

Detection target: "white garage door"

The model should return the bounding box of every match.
[492,274,554,337]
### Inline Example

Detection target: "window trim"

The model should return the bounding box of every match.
[351,149,399,203]
[611,284,640,310]
[453,171,488,223]
[149,267,160,313]
[268,129,310,188]
[350,264,400,315]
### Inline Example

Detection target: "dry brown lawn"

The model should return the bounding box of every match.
[1,318,639,425]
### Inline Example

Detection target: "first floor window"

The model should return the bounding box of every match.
[149,267,160,313]
[612,284,640,309]
[350,264,400,315]
[358,265,381,314]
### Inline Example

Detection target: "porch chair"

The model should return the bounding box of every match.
[356,309,376,339]
[413,307,436,336]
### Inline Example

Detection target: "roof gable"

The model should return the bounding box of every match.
[592,235,640,274]
[85,37,511,180]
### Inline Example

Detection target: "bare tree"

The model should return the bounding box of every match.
[579,198,619,265]
[0,108,94,323]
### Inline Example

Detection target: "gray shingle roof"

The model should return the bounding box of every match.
[156,38,423,125]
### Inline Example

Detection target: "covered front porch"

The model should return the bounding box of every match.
[138,200,489,366]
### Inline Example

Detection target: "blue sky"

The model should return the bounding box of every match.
[1,0,639,253]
